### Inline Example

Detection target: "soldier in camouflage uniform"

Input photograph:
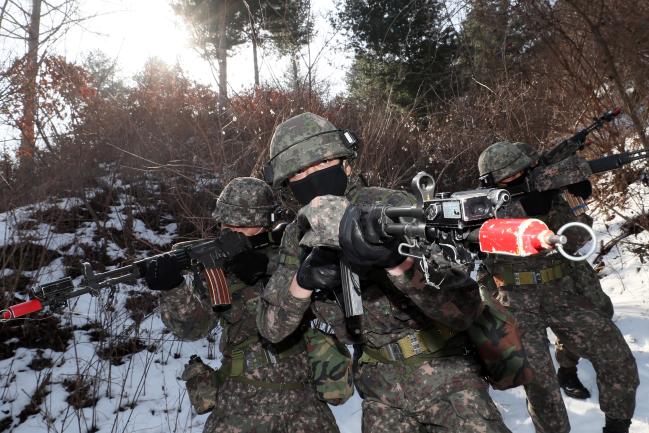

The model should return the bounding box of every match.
[555,260,615,399]
[146,177,339,433]
[477,141,639,433]
[257,112,512,433]
[550,207,615,400]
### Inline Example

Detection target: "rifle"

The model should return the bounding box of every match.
[337,172,573,318]
[1,225,286,321]
[480,108,649,196]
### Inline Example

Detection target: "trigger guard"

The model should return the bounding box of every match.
[556,222,597,262]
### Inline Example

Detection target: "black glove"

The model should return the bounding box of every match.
[226,250,269,285]
[143,254,184,291]
[296,247,341,291]
[567,180,592,199]
[339,205,404,268]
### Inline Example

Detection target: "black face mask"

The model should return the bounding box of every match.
[289,163,348,205]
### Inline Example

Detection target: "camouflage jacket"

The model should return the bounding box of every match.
[159,244,315,414]
[257,184,482,349]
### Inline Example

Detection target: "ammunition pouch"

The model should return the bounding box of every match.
[304,328,354,405]
[182,355,219,415]
[467,286,534,390]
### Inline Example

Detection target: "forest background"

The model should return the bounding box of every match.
[0,0,648,432]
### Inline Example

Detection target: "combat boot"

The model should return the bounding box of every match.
[602,416,631,433]
[557,366,591,399]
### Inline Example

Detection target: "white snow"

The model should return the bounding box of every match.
[1,181,648,433]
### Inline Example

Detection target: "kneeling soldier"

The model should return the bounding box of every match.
[146,177,340,433]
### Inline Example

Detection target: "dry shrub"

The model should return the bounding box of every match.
[0,315,72,360]
[63,375,99,409]
[97,337,145,366]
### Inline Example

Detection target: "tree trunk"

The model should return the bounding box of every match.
[291,51,299,92]
[216,0,228,107]
[252,28,259,87]
[19,0,41,168]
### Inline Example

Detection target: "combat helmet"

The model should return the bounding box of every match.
[478,141,539,184]
[212,177,275,227]
[264,112,359,187]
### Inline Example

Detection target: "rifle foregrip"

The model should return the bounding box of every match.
[1,299,44,320]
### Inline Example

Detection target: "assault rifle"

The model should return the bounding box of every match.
[479,108,649,195]
[1,226,286,321]
[339,172,569,317]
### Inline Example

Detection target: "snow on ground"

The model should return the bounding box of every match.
[1,181,648,433]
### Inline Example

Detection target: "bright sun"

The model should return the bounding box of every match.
[110,0,195,68]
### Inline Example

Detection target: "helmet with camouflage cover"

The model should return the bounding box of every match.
[266,112,358,187]
[478,141,539,184]
[212,177,275,227]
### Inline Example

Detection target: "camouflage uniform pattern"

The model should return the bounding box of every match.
[160,244,339,433]
[544,195,616,370]
[268,113,355,186]
[258,183,512,433]
[480,193,639,433]
[212,177,276,227]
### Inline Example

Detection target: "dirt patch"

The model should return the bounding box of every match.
[0,243,61,272]
[124,291,159,324]
[0,416,12,431]
[0,315,73,360]
[97,337,145,365]
[63,376,98,409]
[27,350,54,371]
[0,273,33,295]
[16,220,40,230]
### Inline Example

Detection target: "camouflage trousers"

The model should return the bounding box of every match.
[555,261,614,369]
[497,277,638,433]
[202,380,339,433]
[356,354,511,433]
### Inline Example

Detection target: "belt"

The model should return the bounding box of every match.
[361,326,468,366]
[496,262,569,286]
[224,334,305,375]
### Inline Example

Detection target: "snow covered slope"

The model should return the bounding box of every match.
[1,180,647,433]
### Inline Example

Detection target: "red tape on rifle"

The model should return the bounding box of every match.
[2,299,44,320]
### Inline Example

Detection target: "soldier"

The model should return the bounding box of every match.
[257,112,513,433]
[477,141,639,433]
[555,259,615,399]
[145,177,339,433]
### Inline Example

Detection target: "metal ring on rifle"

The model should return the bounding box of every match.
[556,222,597,262]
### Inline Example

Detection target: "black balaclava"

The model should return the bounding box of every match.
[289,163,348,206]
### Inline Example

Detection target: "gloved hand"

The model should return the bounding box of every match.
[296,247,341,291]
[144,254,184,291]
[226,250,269,285]
[567,180,593,199]
[339,205,404,269]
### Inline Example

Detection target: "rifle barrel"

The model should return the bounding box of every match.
[588,150,649,174]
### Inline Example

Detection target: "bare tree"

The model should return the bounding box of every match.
[0,0,82,171]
